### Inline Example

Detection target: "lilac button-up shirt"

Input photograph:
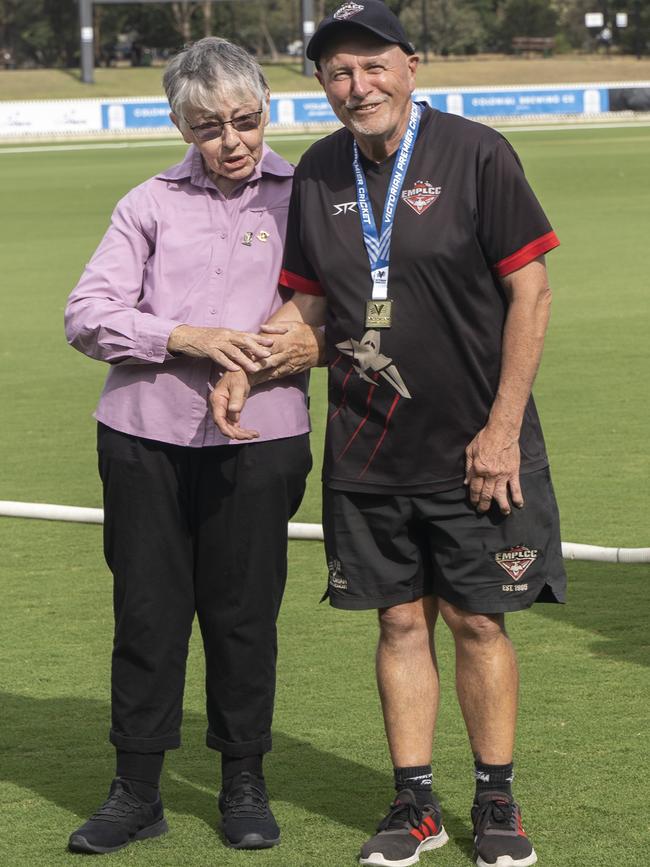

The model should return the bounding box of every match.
[65,144,310,447]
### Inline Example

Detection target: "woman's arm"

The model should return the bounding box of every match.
[65,191,272,372]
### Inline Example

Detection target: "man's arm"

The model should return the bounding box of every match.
[257,294,328,378]
[210,293,327,439]
[464,256,552,514]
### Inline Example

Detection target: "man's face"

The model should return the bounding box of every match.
[316,37,418,146]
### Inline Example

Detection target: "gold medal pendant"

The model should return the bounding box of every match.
[365,299,393,329]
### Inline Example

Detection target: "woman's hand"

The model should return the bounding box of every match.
[210,370,258,440]
[167,324,273,373]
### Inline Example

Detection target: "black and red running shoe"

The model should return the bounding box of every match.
[472,792,537,867]
[359,788,448,866]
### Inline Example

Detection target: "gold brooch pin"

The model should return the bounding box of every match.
[257,230,270,242]
[242,231,253,246]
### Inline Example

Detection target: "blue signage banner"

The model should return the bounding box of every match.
[99,86,615,133]
[458,87,610,117]
[101,101,173,131]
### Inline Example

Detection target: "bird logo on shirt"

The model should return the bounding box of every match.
[335,330,411,399]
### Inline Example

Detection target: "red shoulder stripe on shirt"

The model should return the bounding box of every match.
[279,268,324,296]
[494,230,560,278]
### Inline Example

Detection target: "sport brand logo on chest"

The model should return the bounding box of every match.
[333,2,364,19]
[494,546,539,581]
[401,180,442,215]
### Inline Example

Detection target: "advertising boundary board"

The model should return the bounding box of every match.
[1,82,650,139]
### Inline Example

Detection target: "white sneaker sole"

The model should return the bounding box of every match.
[359,826,449,867]
[476,849,538,867]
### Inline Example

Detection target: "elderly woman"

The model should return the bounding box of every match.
[65,38,320,855]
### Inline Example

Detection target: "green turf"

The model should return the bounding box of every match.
[1,127,649,865]
[1,524,648,866]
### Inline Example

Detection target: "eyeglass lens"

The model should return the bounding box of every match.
[194,111,261,141]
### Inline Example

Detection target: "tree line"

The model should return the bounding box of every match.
[1,0,647,68]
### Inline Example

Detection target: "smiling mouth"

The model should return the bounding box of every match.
[348,103,385,115]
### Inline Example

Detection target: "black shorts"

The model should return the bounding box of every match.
[322,467,567,614]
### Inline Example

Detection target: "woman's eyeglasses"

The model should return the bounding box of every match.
[188,110,263,143]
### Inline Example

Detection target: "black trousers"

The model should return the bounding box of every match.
[97,423,311,756]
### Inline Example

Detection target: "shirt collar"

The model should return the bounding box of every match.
[156,143,293,189]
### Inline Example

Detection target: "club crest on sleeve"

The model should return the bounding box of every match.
[401,180,442,215]
[494,546,538,580]
[334,2,364,20]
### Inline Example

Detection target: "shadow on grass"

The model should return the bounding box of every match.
[530,561,650,667]
[0,692,473,857]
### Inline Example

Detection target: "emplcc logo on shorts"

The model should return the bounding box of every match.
[494,546,538,581]
[327,557,348,591]
[333,2,364,20]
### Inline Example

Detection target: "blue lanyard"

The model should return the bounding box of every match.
[352,101,421,301]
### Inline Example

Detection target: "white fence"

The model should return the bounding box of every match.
[1,501,648,563]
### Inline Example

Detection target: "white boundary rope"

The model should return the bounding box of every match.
[1,500,648,563]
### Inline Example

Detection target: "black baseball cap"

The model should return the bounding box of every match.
[307,1,415,63]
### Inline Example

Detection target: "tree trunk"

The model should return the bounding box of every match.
[203,0,213,37]
[171,2,197,43]
[258,1,279,61]
[260,22,279,61]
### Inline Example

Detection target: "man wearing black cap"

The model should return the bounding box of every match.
[212,3,566,865]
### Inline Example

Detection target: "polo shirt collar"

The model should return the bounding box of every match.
[157,143,293,190]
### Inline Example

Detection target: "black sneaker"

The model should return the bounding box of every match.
[68,777,168,854]
[472,792,537,867]
[218,771,280,849]
[359,788,448,866]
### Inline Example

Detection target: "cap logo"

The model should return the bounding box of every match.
[334,2,364,20]
[402,180,442,215]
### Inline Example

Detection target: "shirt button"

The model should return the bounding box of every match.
[209,308,217,315]
[146,350,153,357]
[215,267,223,275]
[219,232,227,239]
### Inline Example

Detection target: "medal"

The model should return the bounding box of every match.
[365,299,393,329]
[352,101,421,330]
[257,230,270,242]
[242,231,253,246]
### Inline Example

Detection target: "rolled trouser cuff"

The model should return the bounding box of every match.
[206,729,272,756]
[110,728,181,752]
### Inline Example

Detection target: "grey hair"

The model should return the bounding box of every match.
[163,37,267,128]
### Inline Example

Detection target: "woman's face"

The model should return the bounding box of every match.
[174,91,269,192]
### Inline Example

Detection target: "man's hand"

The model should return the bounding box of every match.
[208,321,324,440]
[258,320,325,377]
[464,427,524,515]
[209,370,258,440]
[167,324,273,373]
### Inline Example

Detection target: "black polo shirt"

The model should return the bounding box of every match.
[280,106,560,494]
